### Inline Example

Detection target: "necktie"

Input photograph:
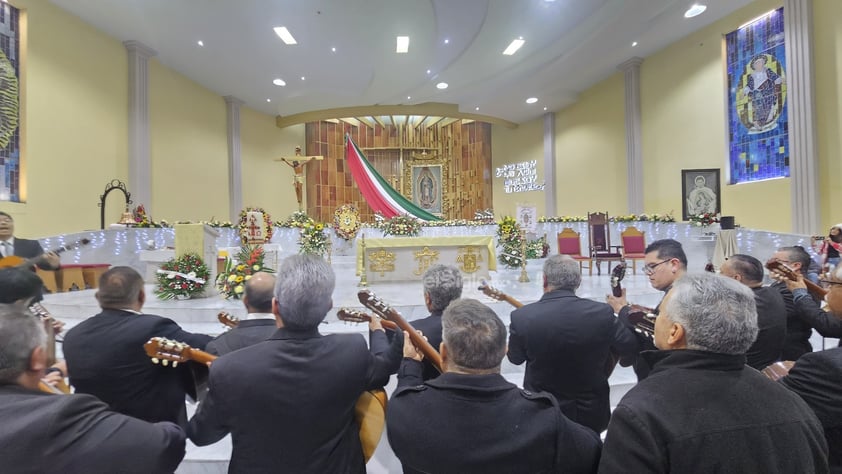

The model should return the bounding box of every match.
[1,241,9,258]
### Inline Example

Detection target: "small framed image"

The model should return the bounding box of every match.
[681,169,721,221]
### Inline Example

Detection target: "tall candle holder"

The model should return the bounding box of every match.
[358,233,368,287]
[518,230,530,283]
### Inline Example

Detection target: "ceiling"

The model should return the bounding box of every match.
[50,0,755,125]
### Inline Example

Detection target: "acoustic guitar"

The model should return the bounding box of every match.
[761,360,795,381]
[217,311,239,329]
[765,258,828,299]
[357,290,444,374]
[337,308,399,331]
[143,337,387,462]
[0,238,91,269]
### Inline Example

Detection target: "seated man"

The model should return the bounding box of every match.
[720,254,787,369]
[389,298,601,474]
[206,272,277,355]
[0,305,185,473]
[63,266,212,426]
[599,273,828,473]
[410,264,463,380]
[188,255,403,473]
[509,254,637,433]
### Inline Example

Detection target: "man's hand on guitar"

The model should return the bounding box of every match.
[368,318,384,333]
[606,289,628,313]
[770,268,807,291]
[402,330,425,361]
[43,251,61,269]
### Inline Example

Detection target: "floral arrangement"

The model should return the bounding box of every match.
[539,213,676,223]
[154,253,209,300]
[299,222,329,256]
[334,204,361,240]
[277,211,314,229]
[419,219,492,227]
[238,207,273,243]
[381,214,422,237]
[497,216,524,268]
[216,245,274,299]
[688,212,720,227]
[526,235,550,259]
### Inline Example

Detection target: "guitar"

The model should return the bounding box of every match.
[765,258,828,299]
[0,238,91,269]
[217,311,240,329]
[143,337,387,462]
[337,308,399,331]
[478,280,524,308]
[610,262,626,298]
[357,290,444,373]
[626,309,656,340]
[761,360,795,381]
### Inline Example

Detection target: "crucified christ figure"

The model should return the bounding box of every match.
[276,146,323,210]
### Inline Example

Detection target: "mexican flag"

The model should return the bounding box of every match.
[345,134,441,221]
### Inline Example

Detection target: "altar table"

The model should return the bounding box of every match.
[356,236,497,282]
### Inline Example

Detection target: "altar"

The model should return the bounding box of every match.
[356,235,496,282]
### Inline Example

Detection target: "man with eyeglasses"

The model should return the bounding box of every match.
[771,264,842,349]
[607,239,687,380]
[771,246,822,359]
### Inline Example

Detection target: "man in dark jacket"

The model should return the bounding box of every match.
[0,211,60,270]
[773,245,819,359]
[508,254,638,433]
[408,264,462,381]
[772,265,842,348]
[188,255,403,473]
[599,273,828,473]
[63,266,212,426]
[720,254,787,369]
[390,298,601,474]
[206,272,277,355]
[0,305,186,474]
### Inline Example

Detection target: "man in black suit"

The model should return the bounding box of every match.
[63,266,212,426]
[389,298,601,474]
[508,254,638,433]
[772,245,819,359]
[206,271,277,356]
[0,211,60,269]
[772,258,842,349]
[409,264,462,380]
[0,304,186,473]
[720,254,787,369]
[188,254,403,473]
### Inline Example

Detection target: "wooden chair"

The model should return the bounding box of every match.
[620,226,647,274]
[557,228,593,275]
[587,212,623,275]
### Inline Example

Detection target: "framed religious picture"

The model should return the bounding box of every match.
[681,169,721,221]
[411,164,443,215]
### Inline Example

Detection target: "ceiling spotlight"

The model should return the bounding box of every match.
[197,40,204,47]
[526,97,538,104]
[301,76,306,81]
[503,37,525,55]
[396,36,410,53]
[273,78,286,86]
[631,41,638,47]
[407,96,411,100]
[684,3,707,18]
[436,82,448,90]
[475,107,480,111]
[331,47,336,52]
[266,99,271,102]
[443,38,450,44]
[426,69,431,75]
[543,106,548,111]
[273,27,297,45]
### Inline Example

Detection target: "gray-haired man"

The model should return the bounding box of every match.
[410,264,463,380]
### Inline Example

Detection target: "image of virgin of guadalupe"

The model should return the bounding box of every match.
[741,54,785,133]
[417,167,437,210]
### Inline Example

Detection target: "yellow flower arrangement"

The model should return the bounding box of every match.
[216,244,274,299]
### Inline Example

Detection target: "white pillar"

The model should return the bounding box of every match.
[543,112,556,216]
[224,96,245,222]
[619,57,644,214]
[784,0,820,234]
[124,41,156,213]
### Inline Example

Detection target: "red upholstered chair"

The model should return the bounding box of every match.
[620,226,646,274]
[557,228,593,276]
[587,212,624,276]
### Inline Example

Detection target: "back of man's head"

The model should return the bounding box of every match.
[422,265,463,312]
[244,272,275,314]
[665,273,758,355]
[645,239,688,269]
[96,266,144,309]
[274,255,335,330]
[779,246,811,275]
[0,304,45,385]
[442,299,506,373]
[0,268,44,304]
[727,254,765,285]
[543,255,581,291]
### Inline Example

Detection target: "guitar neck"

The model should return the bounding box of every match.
[185,348,217,366]
[803,279,829,299]
[380,309,443,373]
[501,294,524,309]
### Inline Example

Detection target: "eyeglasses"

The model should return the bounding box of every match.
[643,259,671,275]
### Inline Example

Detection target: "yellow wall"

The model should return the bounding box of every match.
[1,0,127,237]
[814,0,842,230]
[491,118,545,217]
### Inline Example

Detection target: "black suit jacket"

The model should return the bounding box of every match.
[206,318,278,356]
[0,385,185,473]
[188,326,403,473]
[792,289,842,345]
[388,359,601,474]
[774,281,815,359]
[63,309,212,426]
[410,310,443,381]
[508,289,638,433]
[9,237,57,270]
[746,285,788,369]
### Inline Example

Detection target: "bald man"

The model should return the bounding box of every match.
[206,272,279,356]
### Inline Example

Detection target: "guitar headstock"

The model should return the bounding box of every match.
[766,258,799,282]
[610,263,627,289]
[57,238,92,254]
[217,311,239,329]
[357,289,392,320]
[144,337,191,367]
[29,302,51,319]
[478,279,507,302]
[337,308,372,324]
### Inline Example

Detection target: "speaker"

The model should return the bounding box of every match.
[720,216,735,230]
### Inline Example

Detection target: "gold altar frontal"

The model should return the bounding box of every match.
[356,236,497,282]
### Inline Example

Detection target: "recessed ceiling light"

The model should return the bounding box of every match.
[503,37,525,55]
[436,82,448,90]
[197,40,204,47]
[273,27,297,45]
[266,99,271,102]
[475,107,480,111]
[543,106,548,111]
[684,3,707,18]
[526,97,538,104]
[407,96,411,100]
[443,38,450,44]
[426,69,431,75]
[396,36,410,54]
[331,47,336,52]
[631,41,638,47]
[301,76,306,81]
[272,78,286,86]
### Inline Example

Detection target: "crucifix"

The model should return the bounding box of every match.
[275,146,324,211]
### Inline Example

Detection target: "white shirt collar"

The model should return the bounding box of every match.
[246,312,275,321]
